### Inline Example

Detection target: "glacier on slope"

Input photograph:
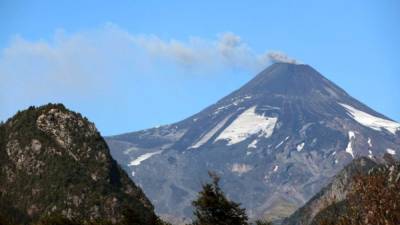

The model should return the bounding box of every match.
[340,103,400,135]
[189,115,232,149]
[215,106,278,145]
[128,150,163,166]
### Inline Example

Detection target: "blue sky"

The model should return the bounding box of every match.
[0,0,399,135]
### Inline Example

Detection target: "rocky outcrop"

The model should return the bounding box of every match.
[0,104,157,224]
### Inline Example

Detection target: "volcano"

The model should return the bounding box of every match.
[106,63,400,223]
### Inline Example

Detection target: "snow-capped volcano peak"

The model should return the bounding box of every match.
[106,63,399,222]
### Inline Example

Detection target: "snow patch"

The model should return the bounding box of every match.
[213,105,231,115]
[367,138,372,148]
[311,138,317,145]
[214,96,252,115]
[248,139,258,149]
[296,142,305,152]
[128,150,162,166]
[346,131,355,158]
[231,163,253,175]
[275,137,289,149]
[368,150,374,159]
[215,106,278,145]
[339,103,400,135]
[275,140,284,149]
[259,105,280,111]
[386,148,396,155]
[189,115,232,149]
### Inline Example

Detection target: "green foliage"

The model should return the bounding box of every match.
[253,220,272,225]
[191,172,248,225]
[0,212,170,225]
[34,214,81,225]
[85,219,114,225]
[121,206,171,225]
[32,214,119,225]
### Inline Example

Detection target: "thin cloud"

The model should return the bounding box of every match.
[0,24,299,83]
[0,23,299,121]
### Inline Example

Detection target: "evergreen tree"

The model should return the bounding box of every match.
[191,172,248,225]
[254,220,272,225]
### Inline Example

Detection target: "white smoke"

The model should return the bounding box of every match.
[267,51,299,64]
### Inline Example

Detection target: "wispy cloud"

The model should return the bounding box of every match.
[0,23,298,120]
[0,24,299,84]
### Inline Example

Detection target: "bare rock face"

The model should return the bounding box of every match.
[36,108,97,151]
[0,104,157,224]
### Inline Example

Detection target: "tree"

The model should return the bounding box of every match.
[191,172,248,225]
[253,220,273,225]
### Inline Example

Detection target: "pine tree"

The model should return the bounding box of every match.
[191,172,248,225]
[254,220,272,225]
